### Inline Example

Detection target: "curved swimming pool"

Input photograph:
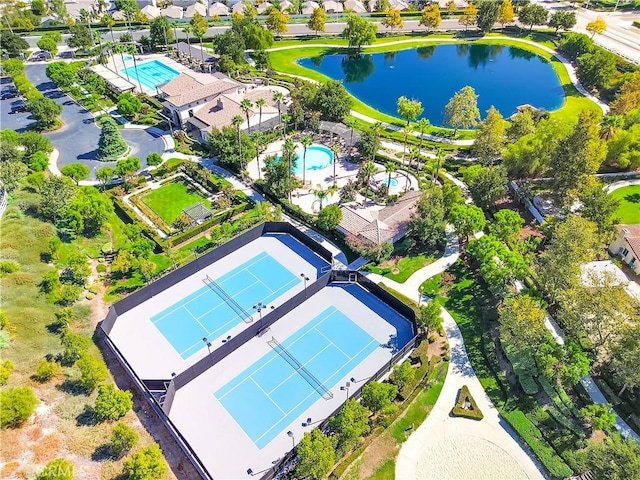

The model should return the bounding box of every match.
[286,144,334,175]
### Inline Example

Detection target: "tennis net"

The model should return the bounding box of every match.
[203,275,253,324]
[267,336,333,400]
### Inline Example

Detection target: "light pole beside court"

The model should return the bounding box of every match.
[287,430,295,449]
[300,273,309,297]
[340,381,351,399]
[202,337,212,355]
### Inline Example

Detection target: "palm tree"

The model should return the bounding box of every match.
[314,184,329,210]
[281,113,291,139]
[252,131,265,180]
[240,98,253,134]
[328,183,339,200]
[273,91,285,127]
[600,115,623,141]
[255,97,266,131]
[432,148,445,185]
[331,144,340,186]
[182,24,192,50]
[232,114,244,171]
[385,161,397,200]
[172,21,180,52]
[371,122,383,161]
[283,137,296,203]
[402,125,412,165]
[361,161,377,205]
[300,135,312,185]
[406,146,420,192]
[416,117,430,152]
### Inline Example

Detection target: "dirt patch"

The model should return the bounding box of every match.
[356,434,398,480]
[426,333,447,360]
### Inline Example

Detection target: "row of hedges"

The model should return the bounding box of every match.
[451,385,484,420]
[166,202,250,247]
[504,410,573,478]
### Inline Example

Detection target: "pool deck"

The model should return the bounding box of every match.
[107,234,328,379]
[168,283,412,480]
[103,53,192,95]
[247,139,419,214]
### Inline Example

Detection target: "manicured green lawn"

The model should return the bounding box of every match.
[609,184,640,224]
[141,181,212,225]
[368,253,437,283]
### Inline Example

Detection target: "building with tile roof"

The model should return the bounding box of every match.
[338,190,421,246]
[609,224,640,275]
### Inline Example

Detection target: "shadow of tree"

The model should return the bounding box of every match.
[76,404,99,426]
[57,379,88,396]
[91,444,114,462]
[624,193,640,204]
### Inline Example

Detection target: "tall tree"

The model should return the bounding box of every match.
[342,14,378,51]
[240,98,253,134]
[550,110,606,206]
[610,324,640,396]
[419,4,441,31]
[408,187,446,247]
[27,97,62,130]
[497,0,515,27]
[61,163,90,185]
[329,399,371,452]
[449,203,486,241]
[459,2,478,30]
[548,10,576,33]
[489,209,524,245]
[518,3,548,31]
[610,71,640,115]
[463,164,508,211]
[582,434,640,480]
[300,135,312,185]
[307,7,326,36]
[473,106,506,165]
[536,214,602,304]
[498,294,549,361]
[39,175,76,224]
[577,49,617,90]
[273,90,285,128]
[231,115,244,171]
[382,8,403,34]
[443,86,480,136]
[415,117,431,151]
[475,0,500,33]
[190,13,208,64]
[149,16,173,50]
[586,16,607,38]
[397,96,423,128]
[265,8,289,37]
[295,429,337,479]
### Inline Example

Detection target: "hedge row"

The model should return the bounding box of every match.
[451,385,484,420]
[166,202,249,247]
[504,410,573,479]
[129,194,172,235]
[111,196,165,250]
[502,342,539,395]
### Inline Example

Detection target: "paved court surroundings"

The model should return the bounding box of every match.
[102,223,416,480]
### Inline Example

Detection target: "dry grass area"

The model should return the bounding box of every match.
[0,193,198,479]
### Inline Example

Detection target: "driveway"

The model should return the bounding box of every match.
[23,64,165,179]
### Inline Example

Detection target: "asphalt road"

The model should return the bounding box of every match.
[23,64,164,179]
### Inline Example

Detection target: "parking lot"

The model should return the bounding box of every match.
[0,76,35,132]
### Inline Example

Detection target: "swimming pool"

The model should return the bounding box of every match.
[290,144,334,175]
[123,55,133,61]
[385,177,399,188]
[121,59,180,91]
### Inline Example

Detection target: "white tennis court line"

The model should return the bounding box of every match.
[249,377,287,416]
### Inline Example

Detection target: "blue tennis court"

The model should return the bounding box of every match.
[215,307,378,448]
[151,252,300,359]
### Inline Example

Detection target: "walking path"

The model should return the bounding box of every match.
[604,178,640,193]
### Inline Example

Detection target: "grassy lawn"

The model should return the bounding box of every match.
[141,181,212,225]
[609,184,640,224]
[268,34,600,135]
[368,253,437,283]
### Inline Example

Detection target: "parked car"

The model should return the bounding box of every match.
[1,89,17,100]
[10,100,27,114]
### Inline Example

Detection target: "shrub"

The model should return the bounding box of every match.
[361,381,398,413]
[392,361,416,392]
[0,386,38,428]
[146,152,163,166]
[111,422,139,458]
[122,444,167,480]
[0,260,20,275]
[316,204,342,231]
[451,385,484,420]
[94,384,133,421]
[33,359,59,383]
[0,359,15,385]
[98,117,127,160]
[580,403,616,432]
[117,92,142,117]
[76,352,108,392]
[36,458,74,480]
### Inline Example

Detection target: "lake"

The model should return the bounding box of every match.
[298,44,565,126]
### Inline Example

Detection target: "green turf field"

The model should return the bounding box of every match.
[609,184,640,224]
[142,181,212,224]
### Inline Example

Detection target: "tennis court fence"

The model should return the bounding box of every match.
[202,275,254,323]
[267,336,334,400]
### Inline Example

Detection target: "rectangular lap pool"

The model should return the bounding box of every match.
[121,59,180,91]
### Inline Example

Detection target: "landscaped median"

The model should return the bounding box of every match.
[267,33,601,139]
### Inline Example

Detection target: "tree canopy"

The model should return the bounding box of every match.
[342,14,378,51]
